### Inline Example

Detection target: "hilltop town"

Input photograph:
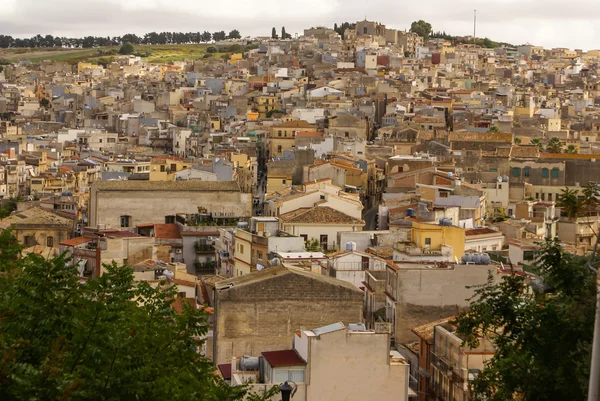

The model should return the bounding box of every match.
[1,19,599,401]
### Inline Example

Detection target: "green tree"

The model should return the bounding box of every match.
[513,136,521,144]
[410,20,432,40]
[228,29,241,39]
[119,41,135,55]
[281,27,291,39]
[271,27,278,39]
[305,238,321,252]
[0,231,274,401]
[488,125,500,133]
[200,31,212,42]
[454,239,596,401]
[206,46,217,53]
[39,97,50,109]
[546,136,564,153]
[531,137,544,151]
[565,144,578,154]
[212,31,227,42]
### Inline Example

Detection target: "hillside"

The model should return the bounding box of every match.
[0,43,248,65]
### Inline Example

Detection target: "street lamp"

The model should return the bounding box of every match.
[280,381,293,401]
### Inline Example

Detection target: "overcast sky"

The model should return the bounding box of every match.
[1,0,599,50]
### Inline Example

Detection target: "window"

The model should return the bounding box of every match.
[320,234,328,251]
[425,238,431,246]
[512,167,521,177]
[277,145,282,154]
[523,250,535,261]
[46,236,54,247]
[541,193,545,201]
[542,168,549,178]
[120,215,131,228]
[439,192,449,198]
[178,291,186,298]
[282,179,287,184]
[160,165,165,172]
[300,234,308,242]
[23,236,34,246]
[548,193,553,201]
[107,138,116,143]
[165,215,175,224]
[98,138,102,143]
[363,27,368,34]
[238,244,244,253]
[551,168,559,178]
[278,132,282,137]
[490,168,498,173]
[345,132,350,138]
[536,192,539,199]
[523,167,530,177]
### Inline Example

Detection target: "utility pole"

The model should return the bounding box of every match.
[473,9,477,44]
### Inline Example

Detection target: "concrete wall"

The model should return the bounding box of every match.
[214,271,363,364]
[90,186,251,229]
[304,329,409,401]
[394,264,500,343]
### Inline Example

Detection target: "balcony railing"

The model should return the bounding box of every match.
[194,242,215,254]
[194,260,216,275]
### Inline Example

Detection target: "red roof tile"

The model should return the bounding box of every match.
[59,236,94,246]
[171,297,196,314]
[218,364,232,380]
[261,350,306,367]
[154,224,181,239]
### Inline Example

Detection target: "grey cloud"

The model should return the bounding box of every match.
[1,0,599,49]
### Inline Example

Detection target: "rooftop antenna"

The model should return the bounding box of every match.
[473,9,477,45]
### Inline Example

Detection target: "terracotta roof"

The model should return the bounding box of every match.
[465,227,501,236]
[171,297,196,314]
[511,145,540,158]
[261,350,306,367]
[59,236,94,246]
[280,206,364,225]
[411,317,454,342]
[218,364,232,380]
[180,231,220,236]
[154,224,181,239]
[92,180,241,192]
[448,132,513,143]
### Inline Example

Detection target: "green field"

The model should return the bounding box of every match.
[0,43,242,65]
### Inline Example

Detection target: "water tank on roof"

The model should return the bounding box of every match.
[413,152,419,157]
[462,254,473,264]
[439,218,452,226]
[447,172,453,178]
[346,241,357,251]
[497,176,503,182]
[406,208,415,217]
[239,356,259,371]
[237,221,249,229]
[502,176,509,182]
[480,253,491,265]
[472,254,482,264]
[62,190,73,196]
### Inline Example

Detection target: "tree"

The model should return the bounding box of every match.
[228,29,241,39]
[547,136,564,153]
[281,27,291,39]
[271,27,278,39]
[200,31,212,42]
[557,184,600,221]
[410,20,432,40]
[513,136,521,144]
[565,144,578,154]
[119,42,135,55]
[212,31,227,42]
[206,46,217,53]
[0,231,274,401]
[39,98,50,109]
[531,137,544,151]
[488,126,500,133]
[454,239,596,401]
[305,238,321,252]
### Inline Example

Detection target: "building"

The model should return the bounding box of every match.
[89,180,251,230]
[209,266,363,364]
[0,206,75,249]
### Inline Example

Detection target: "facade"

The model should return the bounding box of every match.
[210,266,363,364]
[89,180,251,229]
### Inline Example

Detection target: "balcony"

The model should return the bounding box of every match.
[194,242,215,254]
[194,260,216,275]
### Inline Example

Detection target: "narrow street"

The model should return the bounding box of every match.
[363,206,378,231]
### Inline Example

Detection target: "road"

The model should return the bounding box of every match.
[363,206,378,231]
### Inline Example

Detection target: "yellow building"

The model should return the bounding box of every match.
[266,174,292,193]
[229,53,243,63]
[77,62,99,74]
[411,222,466,261]
[269,120,316,156]
[256,95,282,118]
[149,158,191,181]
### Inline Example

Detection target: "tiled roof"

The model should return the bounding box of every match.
[511,145,540,158]
[218,364,232,380]
[465,227,501,236]
[0,206,74,230]
[448,132,513,143]
[262,350,306,367]
[93,180,241,192]
[59,236,94,246]
[539,153,597,160]
[154,224,181,239]
[171,297,196,314]
[280,206,364,225]
[272,120,315,129]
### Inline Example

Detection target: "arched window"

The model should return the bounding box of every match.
[523,167,530,177]
[551,168,559,179]
[47,236,54,247]
[542,168,549,178]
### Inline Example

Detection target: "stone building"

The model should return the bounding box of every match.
[209,266,363,364]
[89,180,251,229]
[0,206,75,249]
